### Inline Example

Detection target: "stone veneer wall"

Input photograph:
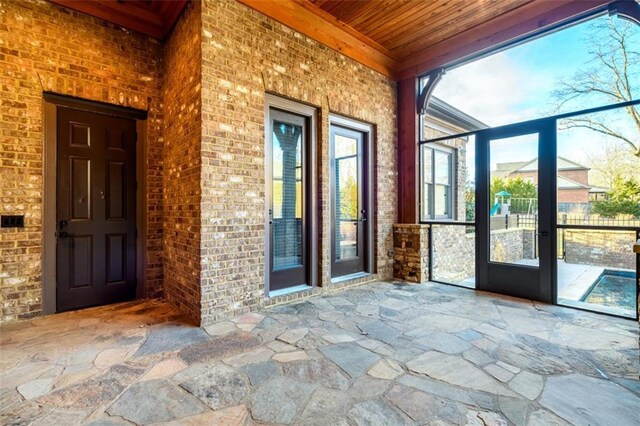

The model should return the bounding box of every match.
[0,0,164,322]
[393,225,429,282]
[199,0,397,324]
[162,1,203,325]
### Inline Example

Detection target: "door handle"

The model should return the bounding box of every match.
[536,231,548,237]
[59,220,68,230]
[58,231,70,238]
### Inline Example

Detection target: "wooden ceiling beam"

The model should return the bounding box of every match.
[47,0,187,39]
[48,0,163,38]
[237,0,401,79]
[397,0,612,79]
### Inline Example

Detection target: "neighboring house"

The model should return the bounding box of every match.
[494,157,605,204]
[420,98,487,221]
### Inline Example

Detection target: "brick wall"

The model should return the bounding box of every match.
[565,229,636,270]
[162,1,202,325]
[560,169,588,186]
[558,188,589,204]
[199,0,397,325]
[431,225,475,283]
[0,0,164,322]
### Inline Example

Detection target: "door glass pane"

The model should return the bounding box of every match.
[334,134,358,260]
[272,120,303,269]
[489,133,539,266]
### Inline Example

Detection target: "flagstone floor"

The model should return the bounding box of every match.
[1,281,639,426]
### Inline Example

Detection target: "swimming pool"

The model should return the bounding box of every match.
[581,269,637,313]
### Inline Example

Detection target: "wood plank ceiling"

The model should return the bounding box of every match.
[47,0,188,39]
[48,0,613,79]
[309,0,533,61]
[241,0,612,79]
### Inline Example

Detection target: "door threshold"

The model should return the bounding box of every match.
[268,284,312,298]
[331,271,371,284]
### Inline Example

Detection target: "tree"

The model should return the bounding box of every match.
[465,179,475,221]
[585,143,640,189]
[340,175,358,220]
[554,18,640,157]
[490,177,537,203]
[592,176,640,218]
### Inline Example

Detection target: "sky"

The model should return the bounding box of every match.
[430,14,640,182]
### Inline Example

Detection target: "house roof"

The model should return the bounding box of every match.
[589,186,609,193]
[494,156,589,176]
[427,97,488,132]
[557,175,590,190]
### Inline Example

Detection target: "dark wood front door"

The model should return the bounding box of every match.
[56,107,137,312]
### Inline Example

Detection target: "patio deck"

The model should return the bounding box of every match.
[1,281,639,425]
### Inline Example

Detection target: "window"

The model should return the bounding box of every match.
[421,144,454,220]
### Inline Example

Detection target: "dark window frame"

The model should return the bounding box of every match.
[420,143,455,221]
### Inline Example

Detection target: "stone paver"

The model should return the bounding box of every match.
[140,358,186,381]
[250,377,316,425]
[16,378,54,400]
[277,328,308,344]
[320,342,381,378]
[1,281,638,425]
[417,331,472,354]
[367,359,404,380]
[203,321,237,337]
[272,350,309,362]
[348,399,410,426]
[282,358,350,390]
[135,324,210,357]
[539,374,640,426]
[509,370,544,400]
[179,363,249,410]
[240,361,279,386]
[407,351,516,396]
[107,380,206,424]
[484,363,515,382]
[301,387,351,420]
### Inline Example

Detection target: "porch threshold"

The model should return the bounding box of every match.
[267,284,312,298]
[331,271,371,284]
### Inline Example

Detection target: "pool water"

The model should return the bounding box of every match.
[582,270,637,312]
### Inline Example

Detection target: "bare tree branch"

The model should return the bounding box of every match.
[553,18,640,157]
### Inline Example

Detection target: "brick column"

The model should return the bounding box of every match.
[392,224,429,283]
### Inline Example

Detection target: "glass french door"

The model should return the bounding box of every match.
[268,108,309,291]
[475,121,556,303]
[330,125,368,277]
